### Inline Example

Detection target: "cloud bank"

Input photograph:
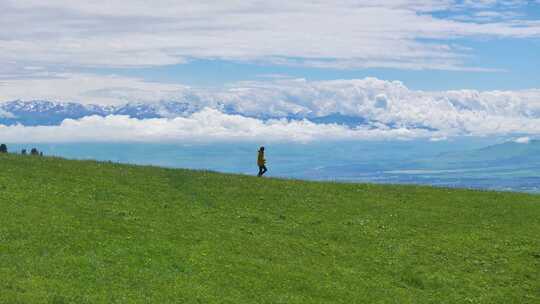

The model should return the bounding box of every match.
[1,76,540,142]
[0,109,431,143]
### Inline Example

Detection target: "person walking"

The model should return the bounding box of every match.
[257,146,268,177]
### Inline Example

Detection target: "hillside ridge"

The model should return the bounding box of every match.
[0,154,539,303]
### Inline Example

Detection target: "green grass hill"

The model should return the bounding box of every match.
[0,154,539,303]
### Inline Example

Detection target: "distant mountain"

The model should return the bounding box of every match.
[0,100,200,126]
[0,100,111,126]
[113,101,204,119]
[308,113,369,127]
[0,100,388,127]
[405,139,540,170]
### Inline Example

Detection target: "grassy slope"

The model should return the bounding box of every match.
[0,154,539,304]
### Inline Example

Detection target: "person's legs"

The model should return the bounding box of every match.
[261,165,267,176]
[258,166,263,177]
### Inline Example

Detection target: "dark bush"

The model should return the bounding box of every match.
[21,149,27,155]
[31,148,39,156]
[0,144,7,153]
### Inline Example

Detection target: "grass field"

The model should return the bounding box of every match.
[0,154,539,303]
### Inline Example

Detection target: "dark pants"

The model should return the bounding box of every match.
[258,165,267,177]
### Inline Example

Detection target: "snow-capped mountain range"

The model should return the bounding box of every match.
[0,100,210,126]
[0,100,368,127]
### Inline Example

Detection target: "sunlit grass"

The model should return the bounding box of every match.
[0,154,539,303]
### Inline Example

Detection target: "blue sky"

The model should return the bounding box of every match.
[1,0,540,95]
[84,35,540,91]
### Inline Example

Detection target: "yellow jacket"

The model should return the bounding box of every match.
[257,151,266,166]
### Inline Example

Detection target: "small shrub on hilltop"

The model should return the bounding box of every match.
[0,144,7,153]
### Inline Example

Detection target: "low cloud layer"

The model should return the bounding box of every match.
[0,108,431,143]
[1,76,540,142]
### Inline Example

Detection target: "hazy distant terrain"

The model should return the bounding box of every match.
[6,138,540,193]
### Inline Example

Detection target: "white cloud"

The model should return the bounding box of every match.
[0,109,15,118]
[0,109,432,143]
[2,75,540,141]
[1,0,539,73]
[0,73,188,105]
[514,136,531,143]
